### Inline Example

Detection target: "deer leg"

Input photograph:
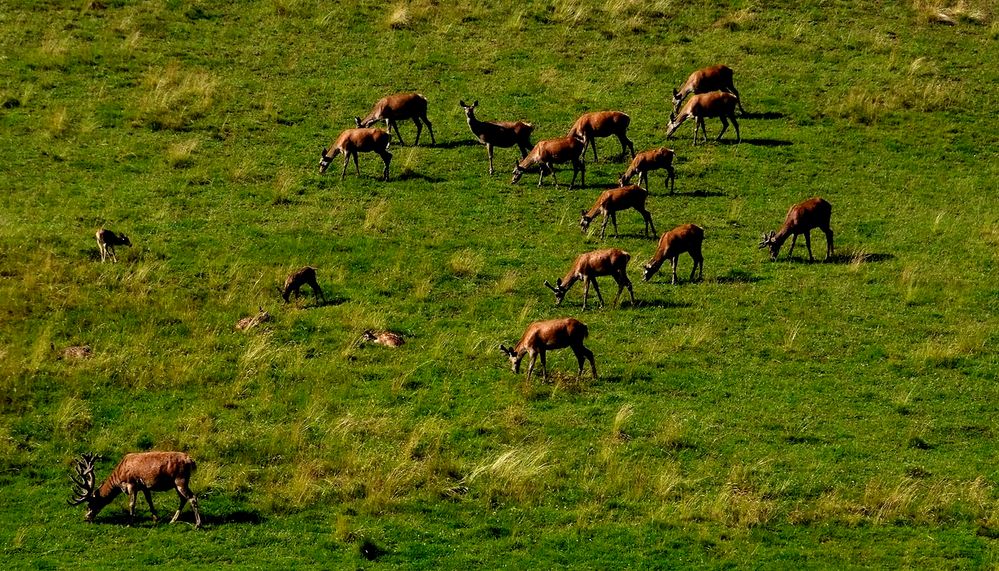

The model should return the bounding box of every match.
[640,171,648,190]
[600,213,611,239]
[590,136,598,162]
[109,245,117,263]
[142,489,158,522]
[787,235,798,259]
[310,280,325,303]
[412,117,423,146]
[804,230,814,261]
[671,256,679,285]
[574,159,585,189]
[717,116,729,141]
[640,208,656,237]
[612,275,625,307]
[624,272,635,305]
[730,85,746,113]
[525,351,538,386]
[590,277,605,308]
[582,277,590,310]
[667,165,676,193]
[692,118,700,145]
[574,344,597,379]
[170,488,188,524]
[352,152,361,176]
[618,133,634,160]
[690,252,701,282]
[730,115,741,143]
[824,227,834,259]
[390,120,405,146]
[486,144,495,175]
[539,350,548,382]
[341,154,350,180]
[378,149,392,181]
[127,487,138,522]
[422,115,435,145]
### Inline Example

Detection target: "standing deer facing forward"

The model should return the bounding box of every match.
[319,124,392,180]
[759,197,833,261]
[281,266,325,303]
[460,100,534,175]
[666,92,741,145]
[96,228,131,263]
[68,451,201,528]
[579,185,657,239]
[511,136,586,190]
[545,248,635,310]
[567,111,634,162]
[619,147,676,193]
[671,65,745,116]
[500,318,596,386]
[358,92,435,146]
[642,224,704,284]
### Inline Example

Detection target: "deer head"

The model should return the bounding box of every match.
[543,279,567,306]
[68,453,101,521]
[641,263,656,282]
[759,231,778,260]
[510,161,525,184]
[459,100,478,117]
[499,345,522,373]
[319,147,333,174]
[579,210,594,234]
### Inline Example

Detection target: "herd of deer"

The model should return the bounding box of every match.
[77,65,835,528]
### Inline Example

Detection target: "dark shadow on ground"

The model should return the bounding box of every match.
[397,170,446,183]
[663,189,727,198]
[773,252,894,264]
[431,139,479,150]
[714,271,763,284]
[741,111,786,120]
[630,299,694,309]
[720,138,793,147]
[204,509,266,526]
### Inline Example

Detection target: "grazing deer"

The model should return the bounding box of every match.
[671,65,745,116]
[642,224,704,284]
[319,125,392,180]
[500,318,596,385]
[511,136,586,190]
[567,111,634,162]
[360,329,405,347]
[68,451,202,528]
[95,228,131,263]
[759,197,833,261]
[460,100,535,175]
[358,92,435,146]
[544,248,635,310]
[619,147,676,193]
[579,185,657,239]
[666,92,741,145]
[281,266,325,303]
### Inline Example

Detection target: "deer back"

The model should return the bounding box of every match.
[783,197,832,233]
[367,93,427,123]
[689,65,734,93]
[577,248,630,277]
[106,451,196,493]
[571,111,629,138]
[689,92,738,117]
[596,185,647,215]
[652,224,704,263]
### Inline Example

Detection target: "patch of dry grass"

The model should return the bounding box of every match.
[135,62,219,131]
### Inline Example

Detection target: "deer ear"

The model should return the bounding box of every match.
[556,278,563,287]
[459,100,466,107]
[473,100,478,107]
[672,88,679,97]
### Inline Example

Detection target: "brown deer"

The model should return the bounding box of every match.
[96,228,131,263]
[319,124,392,180]
[360,329,405,347]
[500,318,596,385]
[671,65,745,116]
[544,248,635,310]
[236,307,271,331]
[68,451,202,528]
[759,197,833,261]
[281,266,325,303]
[358,92,435,146]
[511,136,586,190]
[619,147,676,193]
[642,224,704,284]
[460,100,534,175]
[567,111,634,162]
[666,92,741,145]
[579,185,657,239]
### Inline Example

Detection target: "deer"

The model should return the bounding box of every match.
[642,224,704,285]
[759,197,834,262]
[236,307,271,331]
[281,266,325,304]
[544,248,635,310]
[511,136,586,190]
[95,228,131,263]
[358,92,435,146]
[68,451,202,528]
[671,65,745,116]
[619,147,676,193]
[360,329,405,347]
[579,185,657,240]
[567,111,634,162]
[319,123,392,180]
[666,92,741,145]
[459,100,534,175]
[499,317,596,386]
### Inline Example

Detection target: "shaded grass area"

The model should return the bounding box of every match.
[2,0,999,567]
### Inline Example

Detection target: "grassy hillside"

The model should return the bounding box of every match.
[1,0,997,567]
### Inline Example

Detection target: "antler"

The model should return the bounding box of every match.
[543,280,559,293]
[68,453,97,506]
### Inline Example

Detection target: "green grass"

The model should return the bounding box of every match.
[2,0,998,567]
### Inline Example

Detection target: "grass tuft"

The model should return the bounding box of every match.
[166,138,199,168]
[136,62,219,131]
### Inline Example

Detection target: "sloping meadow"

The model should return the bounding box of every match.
[1,0,997,567]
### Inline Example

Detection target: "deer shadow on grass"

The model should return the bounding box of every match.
[720,138,792,147]
[433,139,480,150]
[397,170,446,183]
[741,111,786,121]
[775,252,894,265]
[664,189,727,198]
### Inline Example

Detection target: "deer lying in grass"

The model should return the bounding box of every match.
[96,228,131,263]
[319,124,392,180]
[666,92,741,145]
[544,248,635,310]
[511,136,586,190]
[579,185,657,239]
[759,197,834,261]
[68,451,201,528]
[671,65,745,116]
[281,266,325,303]
[642,224,704,284]
[236,307,270,331]
[358,92,435,146]
[500,318,596,385]
[619,147,676,193]
[567,111,634,162]
[460,100,534,175]
[361,329,405,347]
